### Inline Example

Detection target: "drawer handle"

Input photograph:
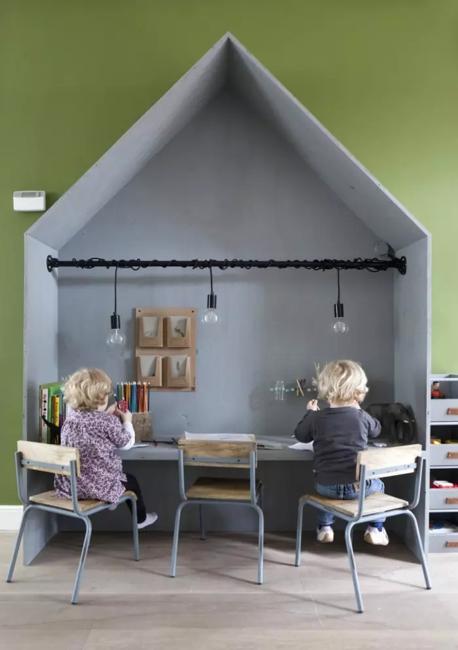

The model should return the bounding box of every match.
[445,498,458,505]
[446,452,458,459]
[447,408,458,415]
[446,541,458,548]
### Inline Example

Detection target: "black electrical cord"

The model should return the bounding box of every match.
[333,268,345,319]
[46,255,407,274]
[337,268,341,304]
[114,265,118,315]
[206,266,217,310]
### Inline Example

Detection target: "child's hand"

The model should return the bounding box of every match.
[115,408,133,424]
[307,399,319,411]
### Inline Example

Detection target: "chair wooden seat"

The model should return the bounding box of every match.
[186,477,261,501]
[304,492,408,518]
[29,489,137,513]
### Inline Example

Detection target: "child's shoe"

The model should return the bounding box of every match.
[316,526,334,543]
[138,512,158,529]
[364,526,389,546]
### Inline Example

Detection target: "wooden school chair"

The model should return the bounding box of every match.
[170,436,264,584]
[6,441,140,604]
[295,443,431,612]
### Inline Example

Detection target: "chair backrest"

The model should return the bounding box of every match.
[176,436,257,503]
[17,440,80,477]
[178,437,256,469]
[356,443,422,480]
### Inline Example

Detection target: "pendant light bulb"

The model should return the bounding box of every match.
[106,330,126,347]
[201,267,220,325]
[332,318,349,335]
[332,269,349,335]
[106,313,126,348]
[106,267,126,348]
[202,309,219,325]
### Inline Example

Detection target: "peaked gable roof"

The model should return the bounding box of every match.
[27,33,428,251]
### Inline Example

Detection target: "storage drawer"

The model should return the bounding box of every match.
[429,531,458,552]
[429,488,458,510]
[430,399,458,422]
[430,444,458,467]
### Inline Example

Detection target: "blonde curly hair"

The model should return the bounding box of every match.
[317,360,368,405]
[63,368,112,411]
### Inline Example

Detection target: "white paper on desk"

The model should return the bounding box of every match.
[184,432,255,442]
[288,441,314,451]
[132,443,151,448]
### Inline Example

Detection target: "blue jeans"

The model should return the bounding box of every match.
[315,479,386,529]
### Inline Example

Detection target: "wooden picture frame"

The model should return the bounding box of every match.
[166,316,191,348]
[136,354,163,387]
[138,315,164,348]
[166,355,192,389]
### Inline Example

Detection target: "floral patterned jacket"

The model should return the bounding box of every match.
[55,409,131,503]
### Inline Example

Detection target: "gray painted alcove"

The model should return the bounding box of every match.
[24,34,431,564]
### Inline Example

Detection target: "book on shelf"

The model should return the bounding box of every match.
[38,381,152,444]
[38,382,68,444]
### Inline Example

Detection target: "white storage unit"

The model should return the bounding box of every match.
[429,374,458,552]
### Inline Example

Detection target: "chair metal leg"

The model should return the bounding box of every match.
[199,504,206,540]
[295,499,306,567]
[404,510,432,590]
[344,521,364,613]
[252,504,264,585]
[71,516,92,605]
[6,505,32,583]
[129,496,140,561]
[170,501,186,577]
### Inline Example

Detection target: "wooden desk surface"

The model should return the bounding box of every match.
[118,438,314,462]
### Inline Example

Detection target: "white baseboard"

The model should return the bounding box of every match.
[0,506,23,531]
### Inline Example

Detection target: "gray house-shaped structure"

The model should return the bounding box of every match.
[24,34,431,563]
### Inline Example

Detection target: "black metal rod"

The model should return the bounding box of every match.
[46,255,406,274]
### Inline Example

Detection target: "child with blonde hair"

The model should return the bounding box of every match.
[295,360,388,545]
[55,368,157,529]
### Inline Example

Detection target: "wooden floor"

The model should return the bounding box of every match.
[0,530,457,649]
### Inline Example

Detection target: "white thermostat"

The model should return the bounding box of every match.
[13,191,46,212]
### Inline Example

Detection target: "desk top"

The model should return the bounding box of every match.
[118,438,314,462]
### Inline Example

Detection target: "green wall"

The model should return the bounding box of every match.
[1,0,457,502]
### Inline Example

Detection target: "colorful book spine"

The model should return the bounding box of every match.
[40,387,49,443]
[115,382,150,413]
[38,382,66,444]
